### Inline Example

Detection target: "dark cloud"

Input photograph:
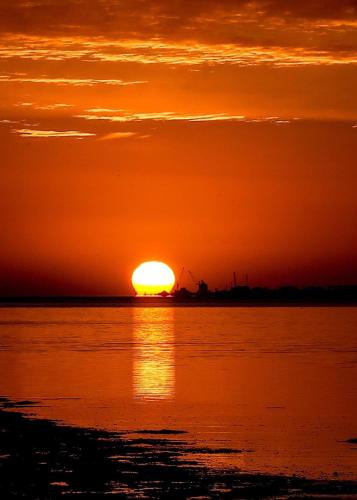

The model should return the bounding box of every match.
[264,0,357,19]
[0,1,356,38]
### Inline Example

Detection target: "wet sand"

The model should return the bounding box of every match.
[1,399,357,499]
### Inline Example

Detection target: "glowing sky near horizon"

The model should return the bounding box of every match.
[0,0,356,295]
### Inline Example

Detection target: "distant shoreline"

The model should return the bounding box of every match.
[1,296,357,307]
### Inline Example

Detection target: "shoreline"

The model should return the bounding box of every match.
[1,296,357,308]
[1,398,357,499]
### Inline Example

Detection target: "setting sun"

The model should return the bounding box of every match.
[131,261,175,296]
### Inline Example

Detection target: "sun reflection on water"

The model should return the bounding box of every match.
[133,308,175,401]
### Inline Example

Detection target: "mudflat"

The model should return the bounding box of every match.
[1,399,357,499]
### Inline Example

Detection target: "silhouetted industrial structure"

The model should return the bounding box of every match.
[171,270,357,305]
[1,275,357,307]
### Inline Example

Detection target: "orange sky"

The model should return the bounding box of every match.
[0,0,356,295]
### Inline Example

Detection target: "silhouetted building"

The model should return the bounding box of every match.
[196,280,209,297]
[173,287,193,299]
[230,286,250,298]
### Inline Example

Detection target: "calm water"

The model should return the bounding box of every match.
[0,306,357,479]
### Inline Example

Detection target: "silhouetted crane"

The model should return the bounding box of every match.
[188,270,199,287]
[175,266,185,291]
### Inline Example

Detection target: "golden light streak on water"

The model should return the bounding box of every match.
[132,308,175,401]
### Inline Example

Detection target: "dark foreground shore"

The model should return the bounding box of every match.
[1,399,357,499]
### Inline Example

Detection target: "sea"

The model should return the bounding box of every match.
[0,306,356,479]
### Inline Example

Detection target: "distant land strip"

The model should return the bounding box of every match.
[1,285,357,307]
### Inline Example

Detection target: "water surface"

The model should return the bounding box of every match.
[0,306,356,479]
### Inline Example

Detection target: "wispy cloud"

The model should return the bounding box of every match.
[0,74,147,86]
[76,109,293,124]
[78,110,247,123]
[34,103,74,110]
[13,128,95,138]
[98,132,138,140]
[16,102,74,110]
[0,36,356,67]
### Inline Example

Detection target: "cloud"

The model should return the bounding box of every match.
[0,2,355,72]
[0,73,147,86]
[77,109,293,124]
[78,110,247,122]
[0,1,355,38]
[34,103,74,110]
[98,132,138,140]
[0,35,355,68]
[13,128,95,138]
[16,102,74,110]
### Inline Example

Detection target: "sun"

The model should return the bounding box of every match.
[132,261,175,296]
